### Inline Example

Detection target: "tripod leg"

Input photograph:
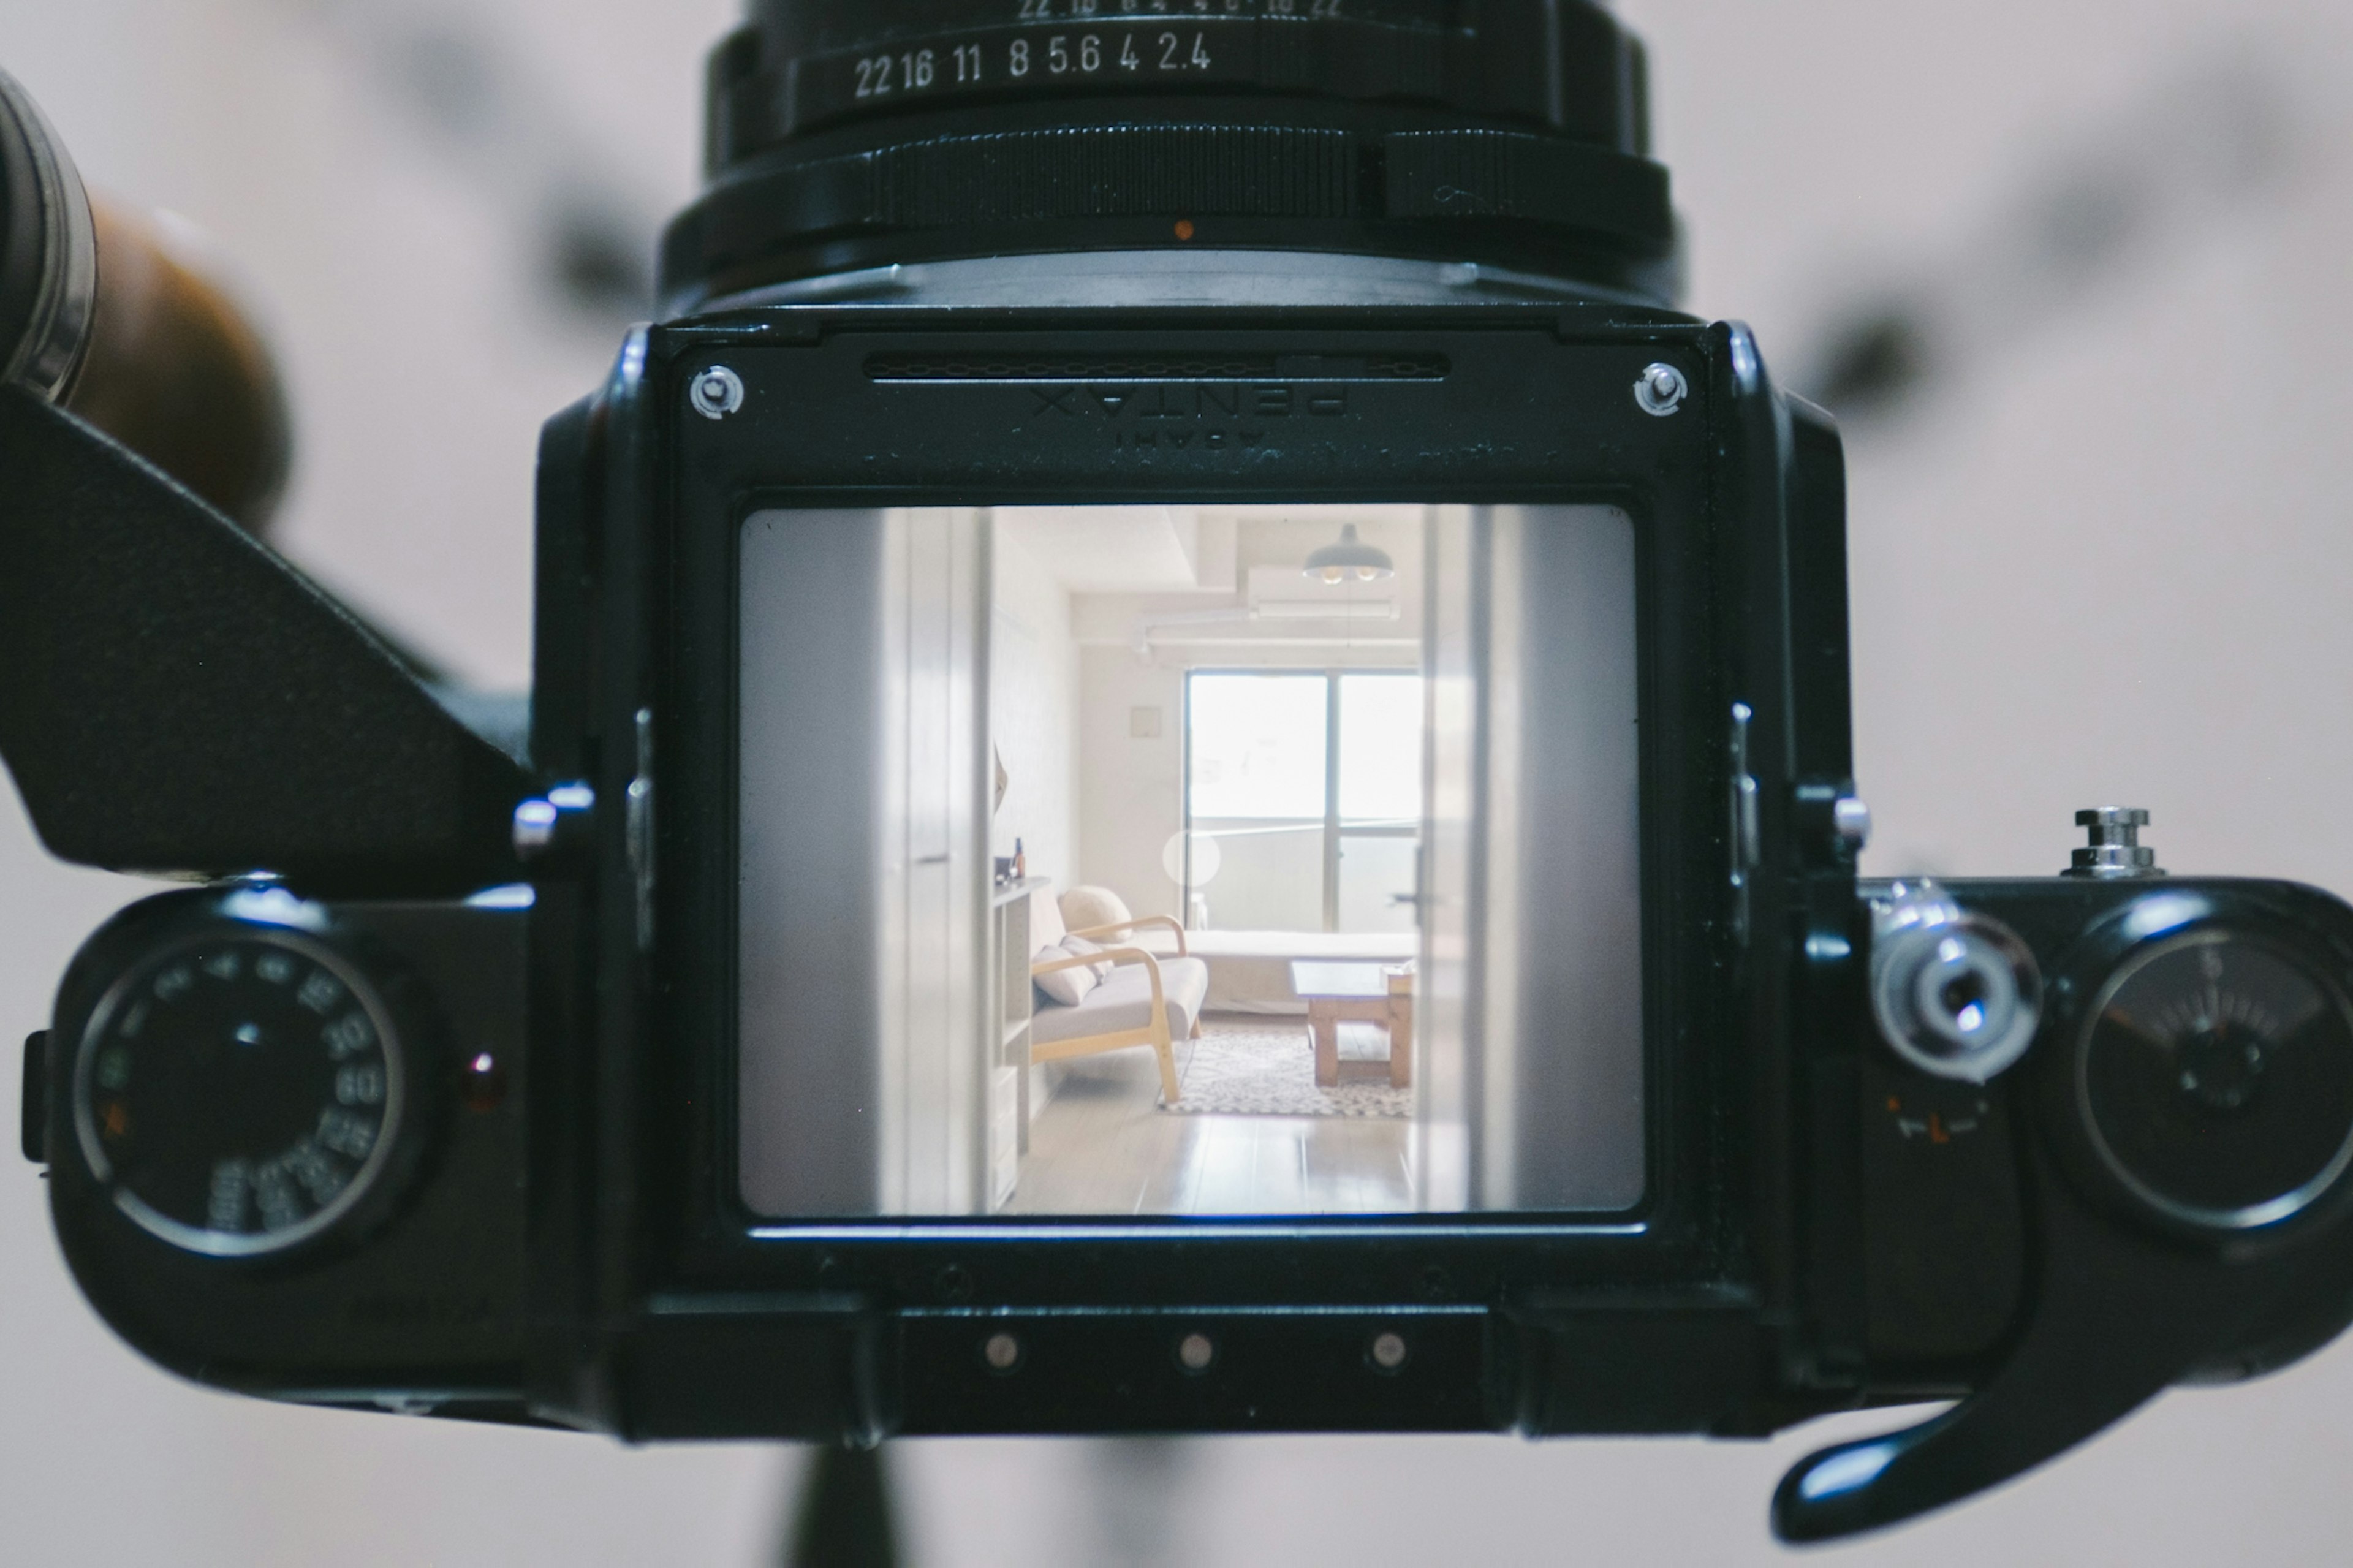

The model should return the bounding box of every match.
[787,1444,900,1568]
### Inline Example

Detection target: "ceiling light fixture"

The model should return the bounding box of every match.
[1302,523,1395,584]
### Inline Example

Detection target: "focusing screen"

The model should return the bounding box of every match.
[738,506,1645,1218]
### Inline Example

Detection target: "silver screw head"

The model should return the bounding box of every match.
[1634,362,1689,417]
[1370,1331,1410,1371]
[982,1331,1021,1373]
[1176,1332,1216,1373]
[689,365,745,420]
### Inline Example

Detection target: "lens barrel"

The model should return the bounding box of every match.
[664,0,1676,311]
[0,69,98,402]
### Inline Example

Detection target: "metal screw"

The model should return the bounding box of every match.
[1369,1331,1409,1372]
[689,365,745,420]
[1176,1332,1216,1373]
[1634,362,1689,417]
[1833,797,1874,852]
[2064,806,2164,880]
[983,1332,1021,1373]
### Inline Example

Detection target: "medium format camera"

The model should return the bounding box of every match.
[12,4,2353,1543]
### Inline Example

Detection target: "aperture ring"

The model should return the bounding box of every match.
[667,123,1672,301]
[717,1,1647,167]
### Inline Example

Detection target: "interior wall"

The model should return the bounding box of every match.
[988,524,1078,901]
[738,509,988,1219]
[1075,648,1186,921]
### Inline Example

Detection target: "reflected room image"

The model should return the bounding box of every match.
[739,504,1646,1219]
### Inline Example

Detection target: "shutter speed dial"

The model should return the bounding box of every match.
[2078,929,2353,1232]
[72,906,431,1259]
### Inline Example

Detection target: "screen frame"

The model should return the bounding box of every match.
[635,306,1748,1312]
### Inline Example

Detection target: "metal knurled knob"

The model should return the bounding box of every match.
[2064,806,2164,880]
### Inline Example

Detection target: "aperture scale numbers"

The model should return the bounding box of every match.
[1020,0,1346,18]
[822,0,1401,124]
[854,25,1222,102]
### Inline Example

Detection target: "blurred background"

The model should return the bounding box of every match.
[9,0,2353,1561]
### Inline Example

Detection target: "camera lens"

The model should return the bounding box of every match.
[2078,930,2353,1231]
[665,1,1675,311]
[0,69,98,402]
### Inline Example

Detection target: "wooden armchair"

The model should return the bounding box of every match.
[1028,939,1203,1105]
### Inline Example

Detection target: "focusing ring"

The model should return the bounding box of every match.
[665,1,1675,309]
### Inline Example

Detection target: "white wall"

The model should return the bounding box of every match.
[989,524,1080,896]
[1076,648,1187,921]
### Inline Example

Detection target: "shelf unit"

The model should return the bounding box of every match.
[985,877,1042,1211]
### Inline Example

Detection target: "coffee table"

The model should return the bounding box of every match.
[1290,960,1415,1089]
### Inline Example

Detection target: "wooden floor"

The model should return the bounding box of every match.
[1005,1026,1415,1217]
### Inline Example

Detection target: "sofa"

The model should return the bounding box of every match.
[1027,888,1210,1105]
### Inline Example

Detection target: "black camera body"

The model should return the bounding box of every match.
[14,2,2353,1543]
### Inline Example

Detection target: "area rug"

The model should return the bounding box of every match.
[1165,1021,1412,1119]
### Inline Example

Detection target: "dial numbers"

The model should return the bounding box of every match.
[2079,931,2353,1229]
[74,931,406,1257]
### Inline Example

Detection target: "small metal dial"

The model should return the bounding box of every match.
[2078,930,2353,1231]
[73,925,411,1257]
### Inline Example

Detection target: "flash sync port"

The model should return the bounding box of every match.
[1868,882,2043,1083]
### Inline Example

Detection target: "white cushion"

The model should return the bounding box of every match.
[1059,934,1116,980]
[1032,941,1098,1007]
[1031,956,1210,1047]
[1060,885,1133,935]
